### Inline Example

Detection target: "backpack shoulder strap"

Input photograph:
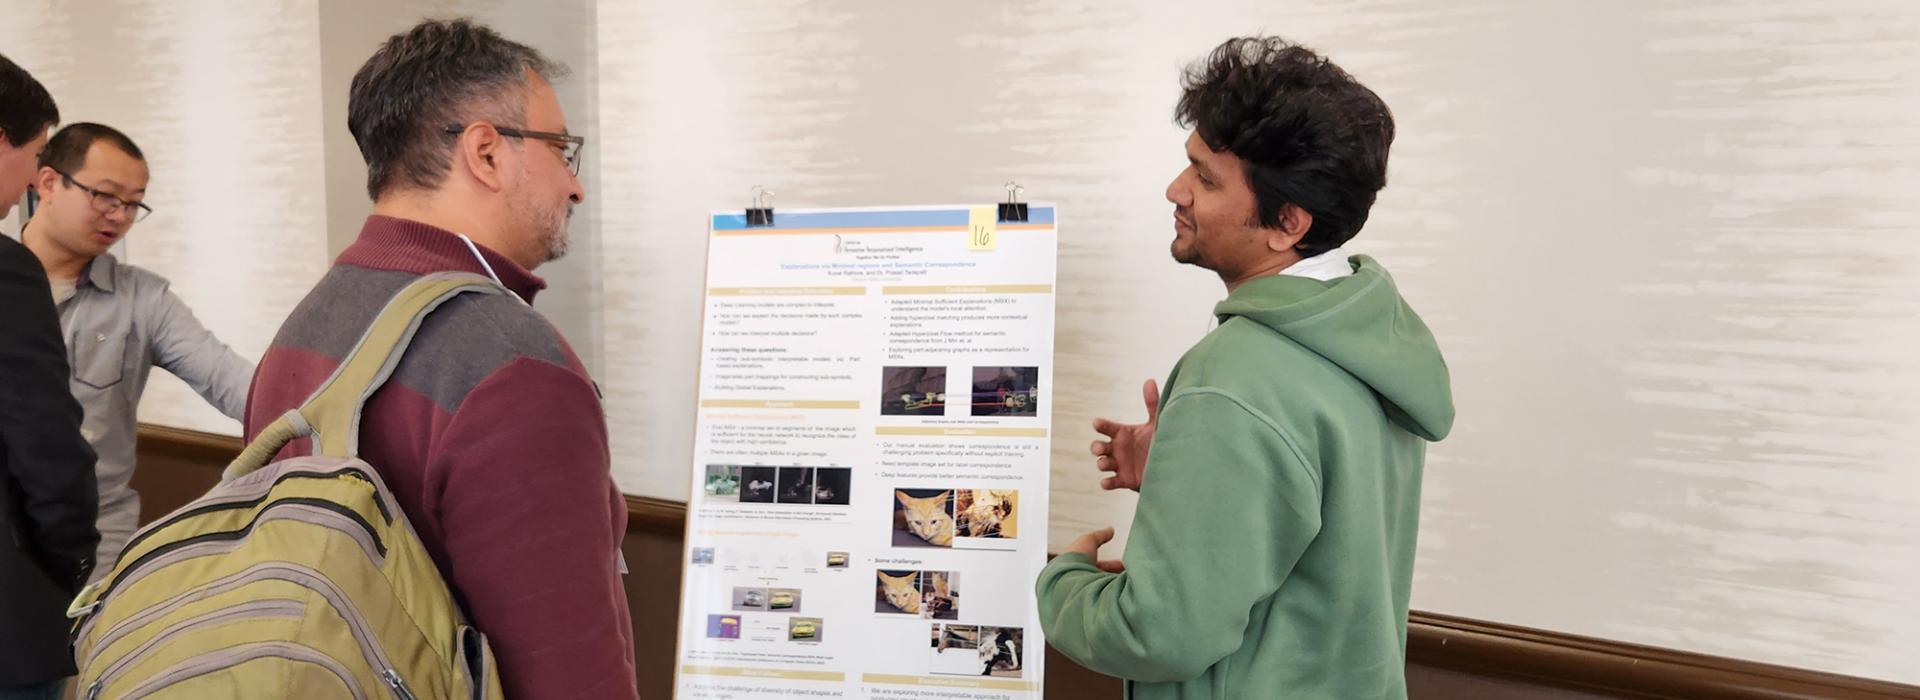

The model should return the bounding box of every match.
[226,271,501,478]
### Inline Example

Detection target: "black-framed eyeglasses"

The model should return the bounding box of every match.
[53,169,153,222]
[444,123,585,176]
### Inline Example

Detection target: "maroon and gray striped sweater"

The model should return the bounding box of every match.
[245,215,638,699]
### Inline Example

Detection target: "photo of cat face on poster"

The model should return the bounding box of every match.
[892,489,954,547]
[876,570,923,614]
[875,569,959,619]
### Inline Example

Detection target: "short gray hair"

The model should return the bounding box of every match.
[346,18,567,200]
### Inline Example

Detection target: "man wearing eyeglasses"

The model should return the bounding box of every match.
[17,122,254,581]
[246,18,634,699]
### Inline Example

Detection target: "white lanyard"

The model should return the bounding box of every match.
[454,233,528,305]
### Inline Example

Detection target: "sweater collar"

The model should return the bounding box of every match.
[336,215,547,302]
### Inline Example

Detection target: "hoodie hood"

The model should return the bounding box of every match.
[1213,255,1455,441]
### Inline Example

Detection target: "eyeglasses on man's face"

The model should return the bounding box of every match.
[54,169,152,222]
[444,123,584,176]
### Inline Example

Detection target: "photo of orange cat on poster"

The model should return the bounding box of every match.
[892,489,955,548]
[893,488,1022,551]
[874,569,960,620]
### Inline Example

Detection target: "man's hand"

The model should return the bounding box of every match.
[1090,379,1160,492]
[1066,527,1125,573]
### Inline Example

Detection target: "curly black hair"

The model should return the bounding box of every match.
[1176,37,1394,257]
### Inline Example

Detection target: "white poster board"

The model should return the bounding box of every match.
[674,205,1058,698]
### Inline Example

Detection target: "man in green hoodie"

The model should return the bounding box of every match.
[1036,36,1454,699]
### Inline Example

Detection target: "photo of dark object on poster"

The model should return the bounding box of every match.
[777,467,815,504]
[739,466,777,503]
[931,624,1023,678]
[969,367,1039,417]
[812,467,852,505]
[882,367,947,416]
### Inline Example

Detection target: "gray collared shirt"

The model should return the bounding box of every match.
[55,252,254,578]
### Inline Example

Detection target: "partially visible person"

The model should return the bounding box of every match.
[245,18,636,698]
[1038,37,1454,699]
[19,122,254,579]
[0,51,100,700]
[0,54,54,219]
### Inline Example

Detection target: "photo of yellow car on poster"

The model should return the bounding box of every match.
[768,588,802,612]
[789,617,823,642]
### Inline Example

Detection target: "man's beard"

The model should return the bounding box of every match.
[1170,238,1195,265]
[539,205,573,262]
[1170,207,1202,266]
[513,191,572,264]
[1170,228,1204,267]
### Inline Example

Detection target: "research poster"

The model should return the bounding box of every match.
[675,205,1058,699]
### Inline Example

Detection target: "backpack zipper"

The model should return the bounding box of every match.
[97,497,384,601]
[119,467,390,559]
[72,497,386,648]
[121,642,369,699]
[382,669,419,700]
[82,563,411,699]
[87,598,307,696]
[86,562,403,685]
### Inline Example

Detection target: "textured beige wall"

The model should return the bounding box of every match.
[594,0,1920,684]
[9,0,1919,684]
[1,0,331,436]
[3,0,602,436]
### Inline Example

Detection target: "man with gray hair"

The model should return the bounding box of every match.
[244,19,636,698]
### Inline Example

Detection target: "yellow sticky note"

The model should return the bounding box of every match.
[968,205,997,251]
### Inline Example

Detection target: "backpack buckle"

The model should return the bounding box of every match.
[67,580,105,619]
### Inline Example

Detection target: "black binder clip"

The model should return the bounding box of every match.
[746,186,775,227]
[997,181,1028,223]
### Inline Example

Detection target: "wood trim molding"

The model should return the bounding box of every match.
[132,424,694,534]
[136,423,243,466]
[625,494,688,534]
[631,493,1916,699]
[139,424,1920,700]
[1408,611,1920,700]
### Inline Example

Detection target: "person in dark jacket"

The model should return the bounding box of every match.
[0,51,101,700]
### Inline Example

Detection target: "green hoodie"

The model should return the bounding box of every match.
[1037,256,1454,699]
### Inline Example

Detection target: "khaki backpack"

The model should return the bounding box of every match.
[68,272,507,699]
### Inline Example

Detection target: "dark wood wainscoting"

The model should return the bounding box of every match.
[137,425,1920,699]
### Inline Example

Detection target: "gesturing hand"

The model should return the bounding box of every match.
[1067,527,1125,573]
[1090,379,1160,492]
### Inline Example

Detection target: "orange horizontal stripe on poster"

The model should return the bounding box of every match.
[718,225,1052,235]
[683,665,845,682]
